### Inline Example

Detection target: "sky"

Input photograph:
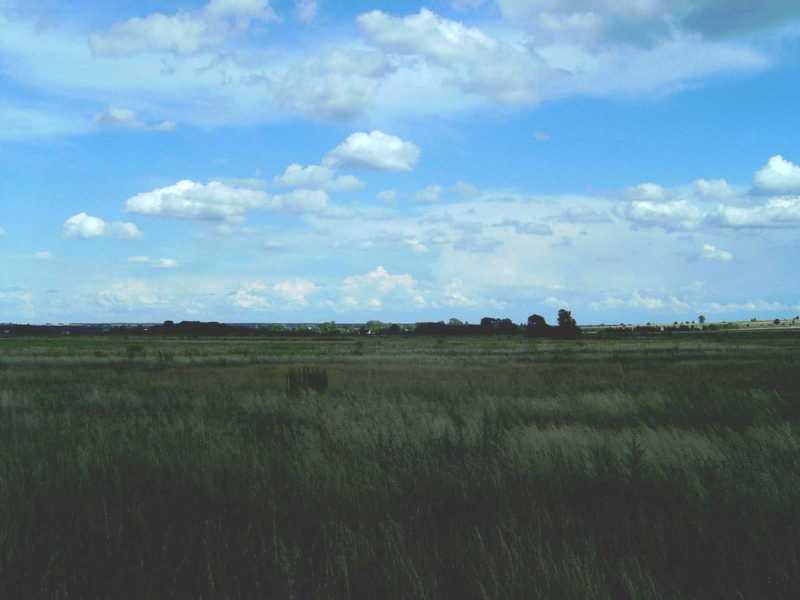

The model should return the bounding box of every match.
[1,0,800,325]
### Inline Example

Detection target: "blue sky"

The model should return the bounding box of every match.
[1,0,800,324]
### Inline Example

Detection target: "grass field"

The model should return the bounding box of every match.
[1,331,799,598]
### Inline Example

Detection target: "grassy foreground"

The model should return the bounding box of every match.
[1,332,799,599]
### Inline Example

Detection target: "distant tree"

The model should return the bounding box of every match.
[448,318,464,327]
[698,315,706,325]
[774,318,781,326]
[527,314,549,332]
[319,321,338,334]
[558,309,577,329]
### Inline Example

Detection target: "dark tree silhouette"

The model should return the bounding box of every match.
[558,309,577,330]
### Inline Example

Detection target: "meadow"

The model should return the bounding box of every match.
[0,331,798,599]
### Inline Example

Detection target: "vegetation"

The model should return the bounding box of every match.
[0,331,799,598]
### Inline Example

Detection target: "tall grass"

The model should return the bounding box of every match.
[0,333,798,598]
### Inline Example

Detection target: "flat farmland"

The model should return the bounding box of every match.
[1,331,799,599]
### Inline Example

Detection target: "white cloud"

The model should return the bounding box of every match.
[125,180,267,221]
[273,163,363,191]
[621,199,703,230]
[273,278,317,306]
[416,185,442,203]
[702,244,733,262]
[404,239,429,253]
[89,0,278,56]
[96,280,164,310]
[125,180,331,222]
[707,197,800,229]
[358,8,549,104]
[693,178,737,200]
[594,290,690,313]
[324,131,421,171]
[63,213,142,239]
[294,0,317,24]
[753,155,800,195]
[494,219,553,236]
[34,251,52,260]
[272,49,394,120]
[378,190,398,202]
[95,107,176,132]
[625,182,667,202]
[232,282,270,309]
[232,278,318,309]
[128,256,179,269]
[341,266,425,310]
[269,189,329,213]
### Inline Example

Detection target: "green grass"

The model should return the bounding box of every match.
[0,332,799,598]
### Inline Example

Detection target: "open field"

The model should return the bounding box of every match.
[1,331,799,599]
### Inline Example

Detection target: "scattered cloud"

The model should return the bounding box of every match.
[702,244,733,262]
[95,107,176,132]
[89,0,278,56]
[494,219,553,236]
[416,185,442,203]
[273,163,363,191]
[620,199,703,231]
[341,266,425,310]
[753,155,800,195]
[128,256,179,269]
[273,278,318,306]
[706,197,800,229]
[96,280,164,310]
[63,213,142,240]
[232,278,318,309]
[324,131,421,171]
[378,190,398,202]
[294,0,317,24]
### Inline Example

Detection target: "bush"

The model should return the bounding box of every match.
[287,367,329,396]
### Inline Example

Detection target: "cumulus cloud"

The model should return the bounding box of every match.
[273,164,363,191]
[753,155,800,195]
[63,213,142,239]
[707,197,800,229]
[269,189,329,213]
[358,8,550,104]
[232,278,318,309]
[621,199,703,230]
[272,49,395,120]
[702,244,733,262]
[89,0,278,56]
[693,178,737,200]
[96,280,164,310]
[128,256,179,269]
[125,180,267,221]
[324,131,421,171]
[341,266,425,310]
[124,180,331,222]
[273,278,317,305]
